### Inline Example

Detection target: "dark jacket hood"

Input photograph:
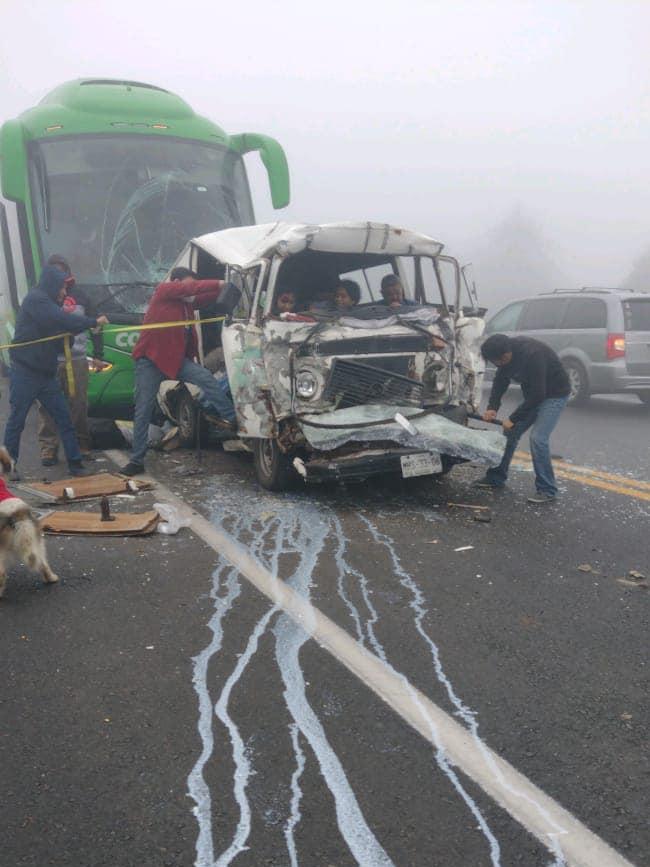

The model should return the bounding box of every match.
[36,265,67,302]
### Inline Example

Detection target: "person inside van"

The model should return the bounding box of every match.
[273,289,297,315]
[334,279,361,311]
[380,274,416,307]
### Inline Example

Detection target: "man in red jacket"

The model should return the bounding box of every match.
[121,267,237,476]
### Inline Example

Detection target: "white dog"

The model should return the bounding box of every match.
[0,447,58,598]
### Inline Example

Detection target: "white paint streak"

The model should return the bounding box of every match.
[357,514,502,865]
[284,724,306,867]
[187,566,242,867]
[107,454,634,867]
[269,504,395,867]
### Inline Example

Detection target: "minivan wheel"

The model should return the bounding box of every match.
[253,439,296,491]
[564,360,590,405]
[637,391,650,407]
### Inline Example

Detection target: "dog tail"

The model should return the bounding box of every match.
[12,511,41,569]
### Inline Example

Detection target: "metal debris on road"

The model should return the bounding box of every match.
[447,502,490,511]
[454,545,474,552]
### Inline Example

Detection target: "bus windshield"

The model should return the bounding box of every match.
[28,135,254,310]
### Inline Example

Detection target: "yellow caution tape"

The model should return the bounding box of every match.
[0,315,225,352]
[63,335,75,398]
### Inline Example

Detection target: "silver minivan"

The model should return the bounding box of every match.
[485,288,650,405]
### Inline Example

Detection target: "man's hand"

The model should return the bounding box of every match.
[502,418,515,432]
[482,409,498,422]
[96,315,109,327]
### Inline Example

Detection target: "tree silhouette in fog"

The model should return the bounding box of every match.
[470,206,571,312]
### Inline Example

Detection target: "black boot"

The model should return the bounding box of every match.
[121,461,145,477]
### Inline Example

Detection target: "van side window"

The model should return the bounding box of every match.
[562,298,607,329]
[486,301,524,333]
[623,299,650,331]
[518,299,566,330]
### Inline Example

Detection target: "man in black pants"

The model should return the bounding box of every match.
[476,334,571,503]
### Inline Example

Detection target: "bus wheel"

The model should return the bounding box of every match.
[253,439,296,491]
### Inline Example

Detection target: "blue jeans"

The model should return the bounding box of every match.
[486,396,569,496]
[131,357,236,465]
[4,364,83,466]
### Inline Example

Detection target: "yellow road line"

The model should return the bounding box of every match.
[514,451,650,493]
[512,456,650,503]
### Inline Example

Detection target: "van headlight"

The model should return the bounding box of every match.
[295,369,318,399]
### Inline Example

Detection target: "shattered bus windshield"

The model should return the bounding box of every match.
[28,135,255,309]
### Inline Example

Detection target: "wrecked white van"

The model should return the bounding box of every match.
[160,222,505,490]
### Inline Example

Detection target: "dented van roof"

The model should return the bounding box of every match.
[191,221,445,268]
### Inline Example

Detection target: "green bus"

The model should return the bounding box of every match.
[0,78,290,418]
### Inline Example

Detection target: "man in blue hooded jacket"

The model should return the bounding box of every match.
[3,265,108,478]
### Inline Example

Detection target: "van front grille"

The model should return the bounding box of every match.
[323,357,423,408]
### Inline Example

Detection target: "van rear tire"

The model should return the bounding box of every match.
[637,391,650,407]
[564,360,590,405]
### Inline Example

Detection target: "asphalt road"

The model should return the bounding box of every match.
[1,390,648,867]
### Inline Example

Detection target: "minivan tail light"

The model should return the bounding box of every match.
[606,333,625,359]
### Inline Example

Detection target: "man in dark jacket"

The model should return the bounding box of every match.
[3,265,108,478]
[37,254,105,465]
[476,334,570,503]
[122,267,237,476]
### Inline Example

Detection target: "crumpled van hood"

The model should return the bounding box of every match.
[299,405,506,467]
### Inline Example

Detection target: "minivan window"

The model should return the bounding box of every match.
[623,299,650,331]
[562,298,607,329]
[486,301,524,333]
[519,299,566,330]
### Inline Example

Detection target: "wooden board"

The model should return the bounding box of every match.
[41,509,160,536]
[24,473,152,503]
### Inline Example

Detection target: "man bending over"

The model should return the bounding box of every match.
[121,268,237,476]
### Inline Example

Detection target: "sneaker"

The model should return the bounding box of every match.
[527,492,556,504]
[68,462,92,478]
[41,456,59,467]
[474,476,504,489]
[121,461,145,477]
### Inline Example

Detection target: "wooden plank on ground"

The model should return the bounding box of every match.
[41,509,159,536]
[24,473,152,503]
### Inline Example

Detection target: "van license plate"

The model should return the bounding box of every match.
[401,452,442,478]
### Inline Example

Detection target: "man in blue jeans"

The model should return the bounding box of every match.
[476,334,570,503]
[4,265,109,479]
[121,267,238,476]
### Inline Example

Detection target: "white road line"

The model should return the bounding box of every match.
[109,455,633,867]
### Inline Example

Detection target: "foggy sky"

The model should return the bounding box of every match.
[1,0,649,307]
